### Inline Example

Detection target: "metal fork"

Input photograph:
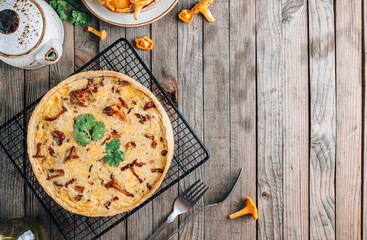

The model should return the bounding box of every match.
[147,180,209,240]
[167,168,243,239]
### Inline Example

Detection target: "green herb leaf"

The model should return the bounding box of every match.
[49,0,58,9]
[74,114,94,135]
[106,139,121,152]
[48,0,90,26]
[105,139,125,167]
[70,9,91,27]
[50,0,69,21]
[73,114,106,146]
[65,0,80,8]
[91,121,106,141]
[73,128,90,146]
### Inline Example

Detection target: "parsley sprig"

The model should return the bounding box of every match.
[49,0,91,27]
[73,114,106,146]
[104,139,125,167]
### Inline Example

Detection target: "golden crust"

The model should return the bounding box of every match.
[27,71,174,217]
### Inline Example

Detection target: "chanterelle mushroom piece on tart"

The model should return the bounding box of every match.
[27,71,174,217]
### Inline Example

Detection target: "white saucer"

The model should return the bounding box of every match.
[82,0,178,27]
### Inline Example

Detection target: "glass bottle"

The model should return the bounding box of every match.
[0,217,45,240]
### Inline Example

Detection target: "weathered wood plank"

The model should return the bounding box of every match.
[49,21,75,240]
[229,0,257,239]
[75,15,99,70]
[202,0,231,239]
[364,0,367,237]
[24,67,51,239]
[282,0,309,239]
[176,0,204,238]
[150,7,179,240]
[256,0,284,238]
[0,63,25,221]
[335,0,363,239]
[308,0,335,239]
[99,22,126,51]
[125,25,154,240]
[50,22,75,87]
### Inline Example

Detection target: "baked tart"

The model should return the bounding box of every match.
[27,71,174,217]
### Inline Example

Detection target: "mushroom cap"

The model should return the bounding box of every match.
[130,0,151,4]
[178,9,194,23]
[100,30,107,41]
[192,0,214,14]
[245,196,258,220]
[135,36,154,50]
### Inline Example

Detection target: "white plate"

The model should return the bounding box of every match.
[82,0,178,27]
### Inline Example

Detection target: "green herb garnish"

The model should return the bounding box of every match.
[70,10,91,27]
[73,114,106,146]
[49,0,91,27]
[104,139,125,167]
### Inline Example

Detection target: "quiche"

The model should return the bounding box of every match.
[27,71,174,217]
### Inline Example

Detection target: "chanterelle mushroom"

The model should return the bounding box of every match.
[228,196,258,220]
[135,36,154,50]
[130,0,153,20]
[178,9,194,23]
[104,104,127,121]
[86,27,107,41]
[192,0,215,23]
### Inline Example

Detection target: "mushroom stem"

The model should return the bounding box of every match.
[229,207,251,219]
[201,9,215,22]
[134,4,144,20]
[228,196,258,220]
[86,27,107,41]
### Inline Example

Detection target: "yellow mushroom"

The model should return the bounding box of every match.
[130,0,153,20]
[135,36,154,50]
[178,9,194,23]
[116,3,134,12]
[191,0,215,23]
[134,4,144,20]
[229,197,258,220]
[105,1,116,11]
[86,27,107,41]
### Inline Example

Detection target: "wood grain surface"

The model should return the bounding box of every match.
[282,1,309,239]
[256,0,284,238]
[335,0,363,239]
[1,0,367,239]
[308,0,336,239]
[0,63,25,221]
[202,0,231,239]
[229,0,257,239]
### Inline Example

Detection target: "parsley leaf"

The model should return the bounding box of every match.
[50,0,69,21]
[105,139,125,167]
[73,114,106,146]
[74,127,91,146]
[71,9,91,27]
[106,138,121,152]
[91,121,106,141]
[49,0,91,26]
[65,0,80,8]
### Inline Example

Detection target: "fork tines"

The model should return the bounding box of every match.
[183,180,209,204]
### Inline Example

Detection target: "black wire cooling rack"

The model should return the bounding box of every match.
[0,38,209,240]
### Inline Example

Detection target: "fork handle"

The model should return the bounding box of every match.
[167,205,215,240]
[148,212,177,240]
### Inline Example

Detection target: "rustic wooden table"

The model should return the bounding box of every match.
[1,0,367,239]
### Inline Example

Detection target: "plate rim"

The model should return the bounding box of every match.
[81,0,179,28]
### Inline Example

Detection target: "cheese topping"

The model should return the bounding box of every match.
[29,74,172,216]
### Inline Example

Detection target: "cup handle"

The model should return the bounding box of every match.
[36,40,63,65]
